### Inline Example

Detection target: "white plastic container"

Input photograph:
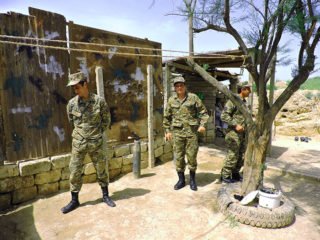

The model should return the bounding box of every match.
[259,188,282,209]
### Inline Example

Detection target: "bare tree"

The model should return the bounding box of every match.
[180,0,320,195]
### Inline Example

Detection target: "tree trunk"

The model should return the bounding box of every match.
[241,124,270,195]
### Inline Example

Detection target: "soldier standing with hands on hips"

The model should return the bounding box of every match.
[61,72,116,214]
[163,76,209,191]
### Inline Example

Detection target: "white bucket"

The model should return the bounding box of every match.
[259,189,282,209]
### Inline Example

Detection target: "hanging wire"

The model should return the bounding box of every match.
[0,34,246,60]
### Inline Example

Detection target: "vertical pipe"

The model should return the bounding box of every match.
[132,139,141,178]
[147,65,155,168]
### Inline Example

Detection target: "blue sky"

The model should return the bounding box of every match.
[1,0,319,81]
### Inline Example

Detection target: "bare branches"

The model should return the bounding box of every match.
[223,0,248,54]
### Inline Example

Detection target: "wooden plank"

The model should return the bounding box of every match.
[29,8,72,157]
[0,9,71,162]
[68,22,163,144]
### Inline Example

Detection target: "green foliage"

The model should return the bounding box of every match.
[202,64,210,71]
[250,83,277,92]
[300,76,320,90]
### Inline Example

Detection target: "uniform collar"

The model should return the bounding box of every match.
[78,92,95,104]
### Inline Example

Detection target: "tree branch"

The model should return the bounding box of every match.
[186,57,253,125]
[223,0,248,55]
[193,23,228,33]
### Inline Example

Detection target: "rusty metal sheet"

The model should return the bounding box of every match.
[68,22,163,143]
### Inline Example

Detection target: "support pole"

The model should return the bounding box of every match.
[164,63,171,111]
[95,66,109,180]
[147,65,155,168]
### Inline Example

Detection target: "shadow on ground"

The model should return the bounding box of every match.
[0,205,41,240]
[195,172,220,187]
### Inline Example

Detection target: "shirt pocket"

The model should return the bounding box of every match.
[171,103,180,115]
[71,110,82,124]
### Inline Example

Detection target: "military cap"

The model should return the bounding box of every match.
[173,76,185,85]
[67,72,86,87]
[238,82,252,89]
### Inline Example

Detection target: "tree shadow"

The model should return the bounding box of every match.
[81,187,151,206]
[270,145,289,158]
[266,171,320,225]
[111,188,151,201]
[192,172,220,187]
[0,205,41,240]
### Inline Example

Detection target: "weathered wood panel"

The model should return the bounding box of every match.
[0,9,71,162]
[68,23,163,143]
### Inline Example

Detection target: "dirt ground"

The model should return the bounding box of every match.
[0,136,320,240]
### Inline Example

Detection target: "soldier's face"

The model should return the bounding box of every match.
[242,87,251,97]
[174,83,186,95]
[73,82,88,98]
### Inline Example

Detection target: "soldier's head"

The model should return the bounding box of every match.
[173,76,186,96]
[67,72,89,99]
[238,83,251,98]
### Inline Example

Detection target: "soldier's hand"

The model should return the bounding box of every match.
[197,126,206,133]
[235,124,244,132]
[165,132,173,141]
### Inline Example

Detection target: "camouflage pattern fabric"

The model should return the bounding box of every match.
[220,98,248,178]
[163,92,209,172]
[67,93,110,192]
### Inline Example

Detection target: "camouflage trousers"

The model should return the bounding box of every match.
[69,138,108,192]
[221,130,246,178]
[173,133,199,172]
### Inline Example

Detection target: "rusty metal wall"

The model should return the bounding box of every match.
[0,9,72,162]
[0,8,163,162]
[68,22,163,143]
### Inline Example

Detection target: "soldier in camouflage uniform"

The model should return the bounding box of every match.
[163,76,209,191]
[61,72,116,214]
[220,84,251,183]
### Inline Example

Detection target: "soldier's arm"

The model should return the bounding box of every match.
[195,96,209,128]
[100,98,111,131]
[221,100,237,127]
[66,102,74,127]
[163,99,173,133]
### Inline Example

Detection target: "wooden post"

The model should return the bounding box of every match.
[95,66,109,179]
[96,66,104,97]
[164,63,171,111]
[147,65,155,168]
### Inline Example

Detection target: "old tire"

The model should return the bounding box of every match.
[217,184,295,228]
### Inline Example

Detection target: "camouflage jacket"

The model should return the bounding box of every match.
[221,96,248,130]
[67,93,110,142]
[163,92,209,136]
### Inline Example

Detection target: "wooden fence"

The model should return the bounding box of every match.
[0,7,163,163]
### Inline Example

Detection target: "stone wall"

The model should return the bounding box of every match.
[0,138,173,211]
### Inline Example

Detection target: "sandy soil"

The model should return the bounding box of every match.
[0,136,319,240]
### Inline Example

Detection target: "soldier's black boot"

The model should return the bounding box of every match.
[174,172,186,190]
[189,170,198,191]
[102,186,116,207]
[61,192,80,214]
[232,172,243,182]
[221,176,236,184]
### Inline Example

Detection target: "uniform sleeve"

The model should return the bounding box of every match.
[221,100,237,127]
[163,99,172,132]
[100,98,111,132]
[195,96,209,127]
[66,102,74,126]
